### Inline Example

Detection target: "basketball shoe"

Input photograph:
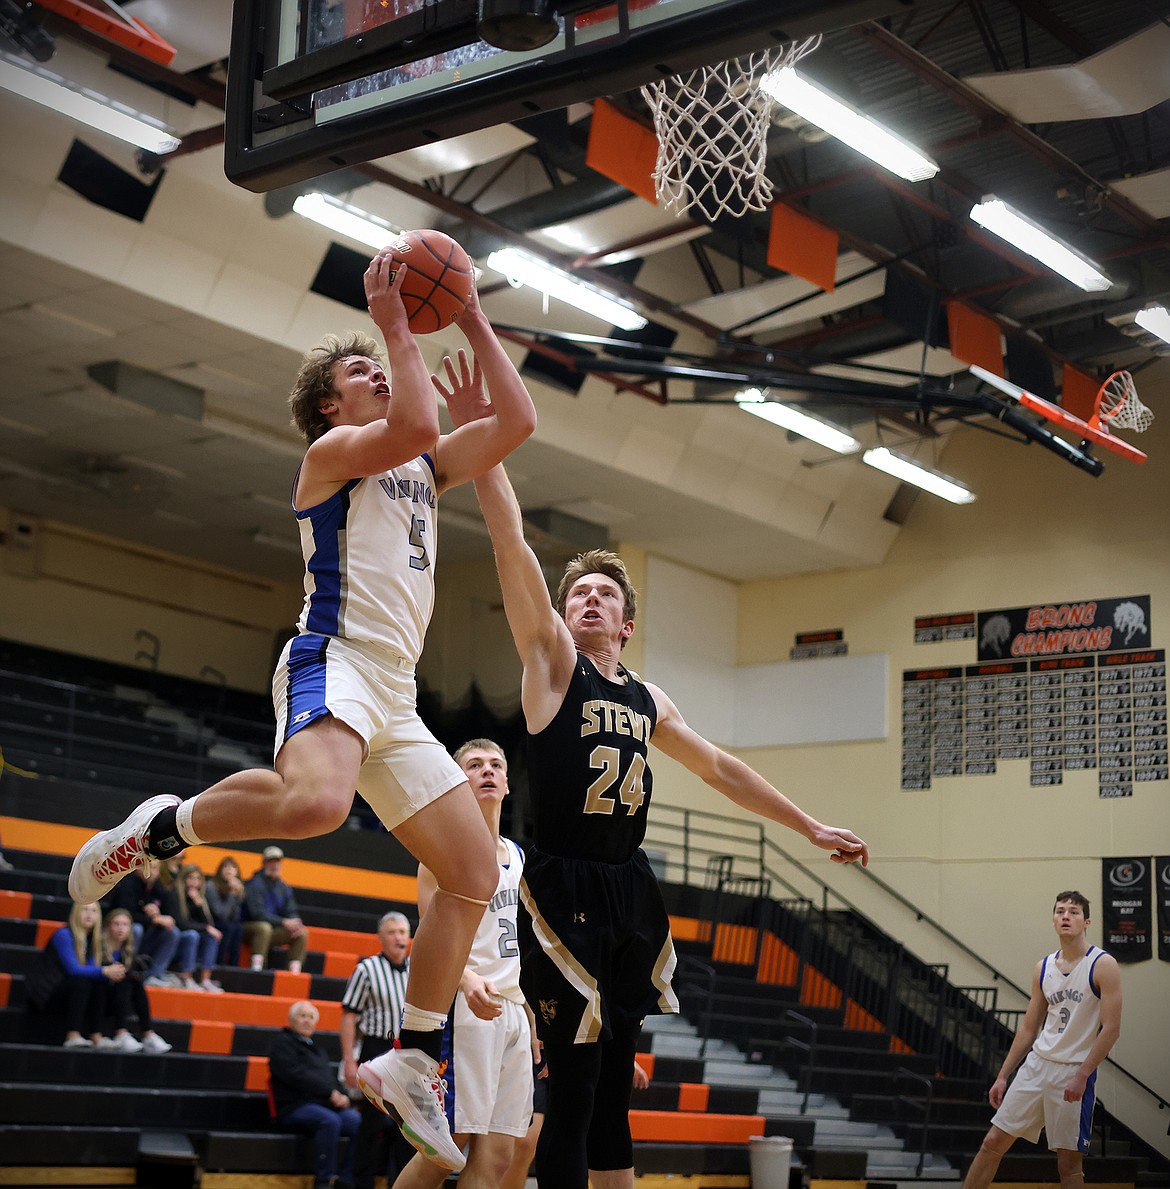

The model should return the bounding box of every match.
[68,794,182,903]
[357,1048,465,1172]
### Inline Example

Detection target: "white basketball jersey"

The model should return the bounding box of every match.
[467,837,524,1003]
[295,455,438,664]
[1033,945,1104,1064]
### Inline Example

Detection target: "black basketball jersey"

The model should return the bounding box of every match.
[527,653,658,863]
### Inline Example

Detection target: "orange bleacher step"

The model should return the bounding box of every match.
[0,889,32,919]
[629,1110,766,1144]
[147,987,341,1030]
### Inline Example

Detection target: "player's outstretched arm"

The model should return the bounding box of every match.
[473,465,577,726]
[1063,953,1121,1102]
[647,681,869,867]
[432,280,537,492]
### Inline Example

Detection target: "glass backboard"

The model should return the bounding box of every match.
[225,0,887,192]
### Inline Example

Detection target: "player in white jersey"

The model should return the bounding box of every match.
[961,891,1121,1189]
[69,257,538,1175]
[394,738,538,1189]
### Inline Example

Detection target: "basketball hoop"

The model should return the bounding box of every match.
[1096,370,1154,433]
[640,35,821,221]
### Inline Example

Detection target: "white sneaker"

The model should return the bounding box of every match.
[111,1033,144,1053]
[141,1033,172,1054]
[62,1036,93,1048]
[200,979,224,993]
[94,1036,117,1049]
[68,794,182,903]
[357,1048,465,1172]
[179,976,204,991]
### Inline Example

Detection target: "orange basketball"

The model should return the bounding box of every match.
[384,229,474,334]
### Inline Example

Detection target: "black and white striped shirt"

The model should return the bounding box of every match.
[341,953,409,1040]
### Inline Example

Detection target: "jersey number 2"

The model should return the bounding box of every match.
[583,748,646,815]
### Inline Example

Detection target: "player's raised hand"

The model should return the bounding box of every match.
[811,824,869,867]
[364,250,409,328]
[432,348,488,428]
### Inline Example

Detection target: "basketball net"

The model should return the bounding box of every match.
[1097,370,1154,433]
[640,35,821,221]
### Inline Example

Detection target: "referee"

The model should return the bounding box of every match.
[341,911,415,1189]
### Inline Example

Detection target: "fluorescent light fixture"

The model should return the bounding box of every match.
[969,197,1111,292]
[293,192,403,250]
[486,247,647,331]
[759,67,938,182]
[0,51,179,153]
[863,446,975,504]
[735,387,859,453]
[1134,304,1170,346]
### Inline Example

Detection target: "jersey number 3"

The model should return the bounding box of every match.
[584,747,646,815]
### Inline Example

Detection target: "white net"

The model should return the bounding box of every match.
[1099,371,1155,432]
[640,35,821,221]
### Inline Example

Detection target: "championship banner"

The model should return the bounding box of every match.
[1157,856,1170,963]
[1101,857,1152,962]
[977,595,1151,661]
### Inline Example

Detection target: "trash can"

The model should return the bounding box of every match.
[749,1135,794,1189]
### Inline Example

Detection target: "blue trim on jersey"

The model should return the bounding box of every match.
[420,452,436,480]
[284,634,330,742]
[1040,953,1050,984]
[297,479,360,636]
[1086,947,1103,997]
[1077,1067,1097,1153]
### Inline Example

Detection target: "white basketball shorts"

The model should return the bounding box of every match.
[450,995,534,1137]
[991,1050,1096,1153]
[272,632,466,831]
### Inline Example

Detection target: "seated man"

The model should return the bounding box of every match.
[244,847,308,972]
[271,1000,362,1189]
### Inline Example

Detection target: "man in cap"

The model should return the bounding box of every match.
[243,846,308,973]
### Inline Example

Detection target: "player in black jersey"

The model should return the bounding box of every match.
[437,351,869,1189]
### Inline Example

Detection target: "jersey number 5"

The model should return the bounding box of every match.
[583,747,646,815]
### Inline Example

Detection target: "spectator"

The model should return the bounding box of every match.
[340,912,415,1189]
[26,902,124,1047]
[243,847,308,973]
[271,999,361,1189]
[102,858,181,988]
[163,864,225,991]
[100,908,173,1053]
[206,855,246,967]
[157,855,184,892]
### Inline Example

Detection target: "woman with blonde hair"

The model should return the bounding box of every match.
[101,908,173,1053]
[27,902,123,1047]
[162,863,224,991]
[206,855,246,968]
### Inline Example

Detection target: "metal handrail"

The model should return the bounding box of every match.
[784,1009,818,1116]
[895,1066,935,1177]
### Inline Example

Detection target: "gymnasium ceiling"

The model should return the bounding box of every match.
[0,0,1167,586]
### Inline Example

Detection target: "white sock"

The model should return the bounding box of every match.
[175,797,207,847]
[400,1004,447,1033]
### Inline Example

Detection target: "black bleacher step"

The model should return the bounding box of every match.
[195,1130,312,1173]
[0,1124,141,1165]
[646,1055,705,1083]
[0,1042,251,1090]
[850,1091,987,1125]
[773,1044,935,1075]
[0,869,68,897]
[0,1081,271,1129]
[3,848,73,877]
[633,1141,750,1177]
[973,1153,1146,1183]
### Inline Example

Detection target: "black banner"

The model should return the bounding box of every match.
[1158,856,1170,963]
[978,595,1151,661]
[1101,857,1152,962]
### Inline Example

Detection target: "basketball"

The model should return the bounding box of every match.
[383,229,474,334]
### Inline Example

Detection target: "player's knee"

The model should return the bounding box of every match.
[447,839,499,903]
[282,785,353,837]
[1056,1150,1084,1179]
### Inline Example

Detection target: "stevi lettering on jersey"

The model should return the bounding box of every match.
[580,700,653,740]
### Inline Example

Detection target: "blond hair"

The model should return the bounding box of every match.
[67,902,103,965]
[288,331,384,443]
[556,549,638,626]
[453,738,507,770]
[102,907,136,966]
